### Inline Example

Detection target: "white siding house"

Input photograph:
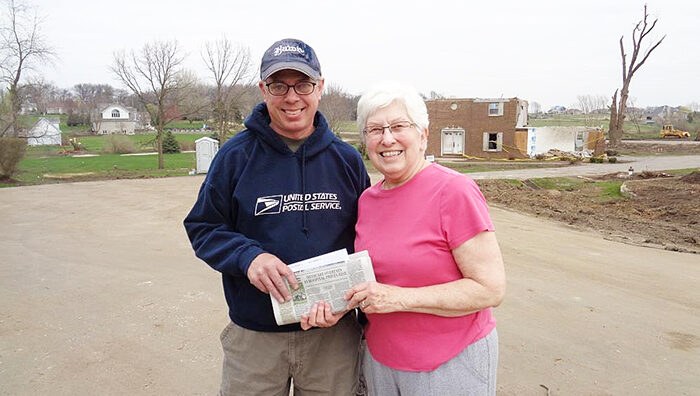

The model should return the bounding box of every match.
[93,104,136,135]
[27,118,62,146]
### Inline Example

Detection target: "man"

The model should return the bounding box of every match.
[184,38,370,395]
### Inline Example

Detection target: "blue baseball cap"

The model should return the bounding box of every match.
[260,38,322,81]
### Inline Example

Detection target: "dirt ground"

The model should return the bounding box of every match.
[617,140,700,155]
[1,176,699,396]
[478,171,700,254]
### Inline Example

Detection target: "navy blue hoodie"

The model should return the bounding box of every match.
[184,103,370,332]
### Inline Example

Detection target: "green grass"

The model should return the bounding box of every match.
[598,181,624,201]
[530,177,586,191]
[10,152,195,185]
[23,133,206,157]
[503,179,523,186]
[443,161,567,174]
[666,168,700,176]
[527,176,625,201]
[165,121,205,129]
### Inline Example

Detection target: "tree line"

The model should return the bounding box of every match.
[1,0,669,179]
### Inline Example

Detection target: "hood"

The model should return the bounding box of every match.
[244,102,335,157]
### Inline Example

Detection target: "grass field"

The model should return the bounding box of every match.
[7,152,195,186]
[1,133,206,187]
[23,133,207,156]
[530,113,699,139]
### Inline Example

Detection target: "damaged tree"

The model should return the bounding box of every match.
[608,5,664,148]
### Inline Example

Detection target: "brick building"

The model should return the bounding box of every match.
[425,98,604,159]
[425,98,529,159]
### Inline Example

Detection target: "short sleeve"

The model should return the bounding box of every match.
[440,175,495,250]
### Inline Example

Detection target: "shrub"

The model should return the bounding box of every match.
[162,130,181,153]
[0,137,27,179]
[104,134,137,154]
[608,157,618,163]
[67,113,90,127]
[179,140,195,151]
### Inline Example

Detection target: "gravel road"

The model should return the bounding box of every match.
[1,176,698,395]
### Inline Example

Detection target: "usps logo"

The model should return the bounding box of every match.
[255,195,282,216]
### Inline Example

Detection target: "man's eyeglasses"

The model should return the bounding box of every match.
[265,81,317,96]
[363,121,417,139]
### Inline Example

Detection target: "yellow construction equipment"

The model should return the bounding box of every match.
[659,125,690,138]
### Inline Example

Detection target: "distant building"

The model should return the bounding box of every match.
[548,105,567,114]
[26,117,62,146]
[45,102,67,114]
[92,104,136,135]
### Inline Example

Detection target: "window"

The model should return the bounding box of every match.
[483,132,503,152]
[488,102,503,116]
[111,109,120,118]
[575,131,585,151]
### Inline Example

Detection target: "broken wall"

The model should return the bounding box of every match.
[526,126,600,156]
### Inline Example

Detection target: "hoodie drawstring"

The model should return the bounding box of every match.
[301,145,309,236]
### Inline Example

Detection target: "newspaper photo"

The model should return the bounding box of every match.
[271,249,376,326]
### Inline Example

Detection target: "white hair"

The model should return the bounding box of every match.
[356,81,429,137]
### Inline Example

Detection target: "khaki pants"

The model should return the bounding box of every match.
[219,315,362,396]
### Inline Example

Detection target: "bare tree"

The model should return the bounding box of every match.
[576,95,594,125]
[318,83,353,138]
[112,40,204,169]
[429,91,445,100]
[591,95,607,113]
[202,37,252,143]
[608,5,665,147]
[626,97,644,133]
[22,76,54,114]
[0,0,54,137]
[529,101,541,115]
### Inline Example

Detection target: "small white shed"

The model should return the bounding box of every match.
[195,137,219,174]
[27,117,62,146]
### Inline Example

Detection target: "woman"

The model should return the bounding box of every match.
[347,81,506,395]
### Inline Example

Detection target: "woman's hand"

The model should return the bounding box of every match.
[345,281,406,314]
[299,302,347,331]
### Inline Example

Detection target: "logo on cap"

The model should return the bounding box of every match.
[273,45,305,57]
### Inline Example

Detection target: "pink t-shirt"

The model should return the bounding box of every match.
[355,164,496,372]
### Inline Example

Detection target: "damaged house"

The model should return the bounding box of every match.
[425,98,605,159]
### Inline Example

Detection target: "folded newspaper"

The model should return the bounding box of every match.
[271,249,376,326]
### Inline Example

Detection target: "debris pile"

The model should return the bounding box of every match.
[534,149,593,161]
[638,170,672,179]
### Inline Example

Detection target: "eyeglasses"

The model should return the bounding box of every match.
[363,121,417,139]
[265,81,317,96]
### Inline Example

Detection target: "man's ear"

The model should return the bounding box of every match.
[316,78,325,96]
[258,80,267,101]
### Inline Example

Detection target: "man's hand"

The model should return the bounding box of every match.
[247,253,298,303]
[300,302,346,331]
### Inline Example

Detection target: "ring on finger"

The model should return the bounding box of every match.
[360,300,367,308]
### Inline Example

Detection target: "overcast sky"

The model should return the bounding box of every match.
[29,0,700,110]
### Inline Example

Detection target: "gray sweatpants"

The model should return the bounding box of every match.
[362,329,498,396]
